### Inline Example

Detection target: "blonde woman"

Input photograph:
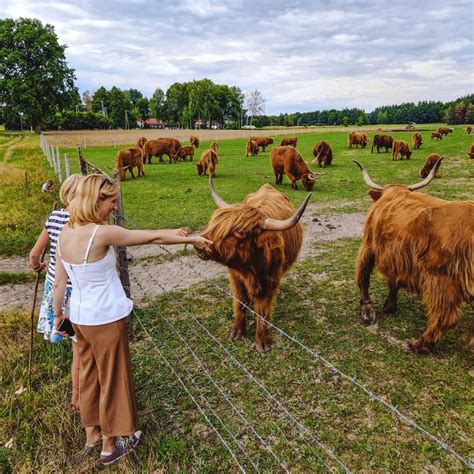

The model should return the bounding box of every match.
[52,174,211,465]
[29,174,83,410]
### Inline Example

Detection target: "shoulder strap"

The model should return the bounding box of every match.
[83,225,101,264]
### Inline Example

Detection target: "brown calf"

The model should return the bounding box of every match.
[391,140,412,160]
[196,148,218,177]
[115,147,145,181]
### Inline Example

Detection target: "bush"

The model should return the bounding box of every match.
[44,111,111,130]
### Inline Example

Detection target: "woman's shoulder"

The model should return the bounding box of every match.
[47,209,69,222]
[45,209,69,229]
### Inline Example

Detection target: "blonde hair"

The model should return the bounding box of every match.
[68,174,119,226]
[59,174,82,207]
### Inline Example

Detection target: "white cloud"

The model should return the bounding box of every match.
[3,0,474,113]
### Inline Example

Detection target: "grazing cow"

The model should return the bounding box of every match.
[468,144,474,159]
[412,133,423,150]
[312,141,333,167]
[438,127,453,136]
[419,153,443,178]
[271,146,325,191]
[246,139,259,157]
[115,147,144,181]
[176,145,195,162]
[250,137,274,152]
[431,132,443,140]
[354,159,473,353]
[280,137,298,147]
[136,136,147,150]
[196,176,312,351]
[196,147,218,177]
[348,132,369,149]
[143,138,182,164]
[190,135,200,148]
[371,134,393,153]
[391,140,412,160]
[465,126,472,135]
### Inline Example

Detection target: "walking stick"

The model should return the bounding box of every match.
[28,202,57,390]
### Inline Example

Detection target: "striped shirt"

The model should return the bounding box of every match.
[45,209,72,287]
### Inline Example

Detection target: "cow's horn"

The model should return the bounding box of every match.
[353,161,383,190]
[408,157,443,191]
[209,175,231,208]
[308,172,327,181]
[262,193,312,231]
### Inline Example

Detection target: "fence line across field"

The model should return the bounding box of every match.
[154,241,473,471]
[40,134,71,183]
[128,264,348,472]
[128,271,333,472]
[134,313,247,474]
[116,208,472,471]
[138,309,263,473]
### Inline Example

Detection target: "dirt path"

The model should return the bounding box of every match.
[0,205,365,311]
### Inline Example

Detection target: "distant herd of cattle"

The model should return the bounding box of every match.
[114,127,473,355]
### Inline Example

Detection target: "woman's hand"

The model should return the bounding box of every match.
[175,228,189,237]
[192,236,213,251]
[28,260,46,273]
[54,313,69,337]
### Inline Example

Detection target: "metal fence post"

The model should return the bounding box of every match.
[112,169,132,338]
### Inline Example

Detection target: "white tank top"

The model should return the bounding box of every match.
[58,225,133,326]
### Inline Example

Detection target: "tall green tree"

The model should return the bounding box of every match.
[0,18,78,130]
[127,88,143,107]
[108,86,131,128]
[150,88,166,120]
[91,87,110,115]
[166,82,189,126]
[135,97,150,125]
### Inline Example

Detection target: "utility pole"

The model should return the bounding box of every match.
[125,110,129,130]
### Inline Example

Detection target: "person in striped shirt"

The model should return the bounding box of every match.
[29,174,82,411]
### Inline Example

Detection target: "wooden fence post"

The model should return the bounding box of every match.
[64,154,70,178]
[78,146,87,176]
[112,169,132,338]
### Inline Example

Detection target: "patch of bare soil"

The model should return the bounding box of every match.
[0,205,366,311]
[43,125,414,148]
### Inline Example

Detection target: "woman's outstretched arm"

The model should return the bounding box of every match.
[99,225,212,249]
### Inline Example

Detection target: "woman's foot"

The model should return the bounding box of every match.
[84,426,102,450]
[101,431,143,466]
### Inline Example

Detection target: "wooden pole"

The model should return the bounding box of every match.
[78,146,87,175]
[112,169,132,338]
[29,202,57,390]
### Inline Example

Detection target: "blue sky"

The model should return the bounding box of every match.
[4,0,474,114]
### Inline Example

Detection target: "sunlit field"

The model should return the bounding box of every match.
[1,127,473,472]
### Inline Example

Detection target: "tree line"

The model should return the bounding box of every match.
[1,18,473,131]
[253,96,474,128]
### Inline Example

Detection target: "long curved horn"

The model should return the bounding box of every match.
[307,172,327,181]
[262,192,312,231]
[209,175,231,208]
[353,160,383,190]
[408,157,443,191]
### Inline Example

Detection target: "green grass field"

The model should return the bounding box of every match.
[1,127,473,472]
